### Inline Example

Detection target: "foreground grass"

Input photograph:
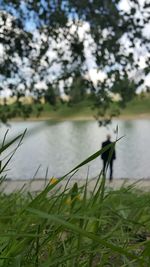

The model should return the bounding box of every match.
[1,178,150,266]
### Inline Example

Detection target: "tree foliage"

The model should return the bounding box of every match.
[0,0,149,123]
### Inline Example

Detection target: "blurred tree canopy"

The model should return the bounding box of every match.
[0,0,149,124]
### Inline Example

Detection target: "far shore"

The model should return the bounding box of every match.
[1,178,150,194]
[9,113,150,122]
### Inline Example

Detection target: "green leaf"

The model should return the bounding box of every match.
[0,130,26,155]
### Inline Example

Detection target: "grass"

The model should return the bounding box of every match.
[5,94,150,121]
[120,95,150,116]
[1,132,150,266]
[38,95,150,120]
[40,99,95,119]
[1,176,150,266]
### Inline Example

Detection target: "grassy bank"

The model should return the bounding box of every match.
[6,95,150,122]
[32,95,150,120]
[40,99,95,120]
[120,95,150,116]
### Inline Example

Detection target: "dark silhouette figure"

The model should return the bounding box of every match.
[101,134,116,182]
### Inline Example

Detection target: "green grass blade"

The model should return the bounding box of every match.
[27,207,144,263]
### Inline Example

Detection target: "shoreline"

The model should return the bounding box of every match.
[9,113,150,122]
[1,178,150,194]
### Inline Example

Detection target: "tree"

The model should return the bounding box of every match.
[0,0,149,124]
[44,83,57,106]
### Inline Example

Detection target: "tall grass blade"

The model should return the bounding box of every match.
[27,208,144,263]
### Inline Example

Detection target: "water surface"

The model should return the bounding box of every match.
[0,119,150,179]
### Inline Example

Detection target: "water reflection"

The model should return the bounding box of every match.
[0,119,150,180]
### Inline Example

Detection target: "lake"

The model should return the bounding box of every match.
[0,119,150,180]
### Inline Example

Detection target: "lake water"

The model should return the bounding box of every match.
[0,119,150,180]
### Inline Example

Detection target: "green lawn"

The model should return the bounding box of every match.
[2,94,150,122]
[121,95,150,116]
[40,99,95,119]
[39,95,150,120]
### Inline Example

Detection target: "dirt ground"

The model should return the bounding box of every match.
[1,177,150,194]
